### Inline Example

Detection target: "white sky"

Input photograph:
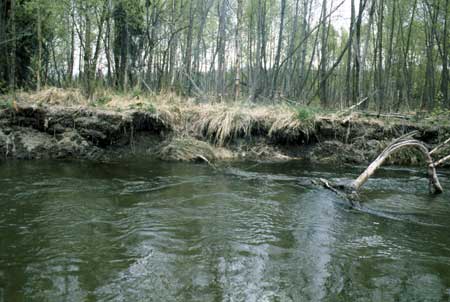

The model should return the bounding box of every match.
[328,0,359,31]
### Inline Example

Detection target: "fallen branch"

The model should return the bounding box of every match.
[338,97,369,116]
[433,154,450,168]
[351,138,443,194]
[358,112,414,120]
[430,137,450,155]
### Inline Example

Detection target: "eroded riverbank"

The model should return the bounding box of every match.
[1,89,449,166]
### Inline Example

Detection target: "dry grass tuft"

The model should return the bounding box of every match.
[20,87,87,106]
[157,137,234,162]
[191,105,259,146]
[269,112,316,143]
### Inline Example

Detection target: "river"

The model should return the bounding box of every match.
[0,159,449,301]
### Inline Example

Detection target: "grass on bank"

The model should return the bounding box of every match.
[10,87,450,149]
[157,137,234,162]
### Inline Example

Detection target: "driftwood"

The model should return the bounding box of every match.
[434,154,450,168]
[357,112,414,120]
[351,132,450,195]
[320,132,449,200]
[351,138,443,194]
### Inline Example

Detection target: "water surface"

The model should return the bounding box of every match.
[1,159,449,301]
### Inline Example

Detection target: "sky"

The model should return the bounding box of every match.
[329,0,359,30]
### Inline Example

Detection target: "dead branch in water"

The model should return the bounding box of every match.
[433,154,450,168]
[319,132,449,200]
[430,137,450,155]
[351,138,443,194]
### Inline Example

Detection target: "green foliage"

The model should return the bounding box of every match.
[0,99,13,110]
[131,88,142,99]
[295,106,316,121]
[430,93,450,119]
[129,101,156,114]
[144,103,156,114]
[94,95,112,106]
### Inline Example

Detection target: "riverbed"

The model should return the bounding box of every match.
[1,159,449,301]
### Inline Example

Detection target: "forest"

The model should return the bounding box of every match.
[0,0,449,113]
[3,1,450,300]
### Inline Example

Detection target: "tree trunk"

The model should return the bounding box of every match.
[271,0,286,99]
[216,0,227,99]
[376,0,384,113]
[9,0,16,93]
[353,0,366,105]
[123,22,129,92]
[345,0,355,106]
[185,0,194,95]
[441,0,449,108]
[385,0,396,108]
[37,0,42,91]
[234,0,243,100]
[84,9,92,97]
[250,0,265,101]
[319,0,328,107]
[359,0,375,109]
[67,0,75,85]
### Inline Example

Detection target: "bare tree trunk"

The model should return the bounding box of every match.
[423,27,435,110]
[271,0,286,99]
[185,0,194,95]
[250,0,265,101]
[51,39,62,87]
[345,0,355,106]
[234,0,243,101]
[375,0,384,113]
[91,0,108,82]
[84,8,92,97]
[359,0,375,109]
[9,0,16,93]
[123,22,129,92]
[37,0,42,91]
[441,0,449,108]
[104,0,113,86]
[67,0,75,85]
[216,0,227,99]
[319,0,328,107]
[385,0,396,108]
[353,0,366,105]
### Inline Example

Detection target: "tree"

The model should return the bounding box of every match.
[0,0,447,114]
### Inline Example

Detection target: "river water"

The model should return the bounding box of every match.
[0,159,449,301]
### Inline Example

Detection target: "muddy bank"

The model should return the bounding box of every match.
[0,101,449,166]
[0,104,170,160]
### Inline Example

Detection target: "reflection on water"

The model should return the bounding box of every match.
[0,159,449,301]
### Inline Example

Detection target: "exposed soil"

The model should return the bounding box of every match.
[1,95,449,167]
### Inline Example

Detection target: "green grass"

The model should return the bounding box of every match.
[144,103,156,114]
[94,95,112,106]
[0,99,12,110]
[294,106,317,121]
[128,101,156,114]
